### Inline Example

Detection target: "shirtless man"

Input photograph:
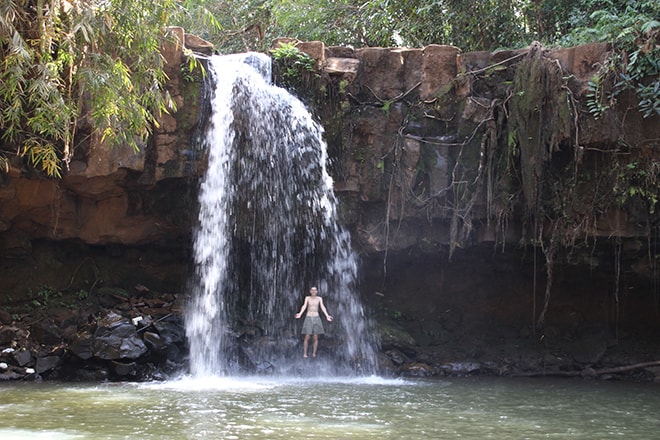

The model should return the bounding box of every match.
[295,286,333,358]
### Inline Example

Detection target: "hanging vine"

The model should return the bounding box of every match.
[316,38,658,335]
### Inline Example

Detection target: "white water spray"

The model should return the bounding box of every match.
[185,53,378,377]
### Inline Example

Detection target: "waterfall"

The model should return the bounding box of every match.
[185,53,378,377]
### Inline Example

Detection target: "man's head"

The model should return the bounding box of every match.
[309,287,318,296]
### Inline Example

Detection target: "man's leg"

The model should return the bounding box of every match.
[303,334,310,357]
[312,334,319,357]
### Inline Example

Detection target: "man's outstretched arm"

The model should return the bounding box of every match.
[319,298,333,321]
[295,297,309,318]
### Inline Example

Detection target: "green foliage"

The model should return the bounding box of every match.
[268,0,529,50]
[585,74,613,119]
[75,289,90,301]
[269,42,316,88]
[439,0,526,50]
[30,285,63,307]
[564,1,660,119]
[1,0,657,176]
[172,0,272,53]
[265,0,658,52]
[637,79,660,118]
[269,0,364,46]
[612,157,660,214]
[560,1,660,46]
[0,0,179,176]
[619,44,660,118]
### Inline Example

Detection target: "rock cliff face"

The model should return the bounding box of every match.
[294,39,660,377]
[298,40,657,248]
[1,32,659,380]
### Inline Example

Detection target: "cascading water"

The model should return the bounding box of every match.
[185,53,378,377]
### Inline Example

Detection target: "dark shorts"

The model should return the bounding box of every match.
[301,315,324,335]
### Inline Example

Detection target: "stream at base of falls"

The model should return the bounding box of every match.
[1,376,659,439]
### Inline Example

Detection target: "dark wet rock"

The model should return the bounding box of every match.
[14,348,32,367]
[134,315,154,329]
[400,362,435,377]
[565,328,609,364]
[93,318,148,360]
[30,320,62,345]
[379,322,418,356]
[0,347,16,361]
[0,302,192,381]
[0,326,16,345]
[115,302,133,312]
[62,325,79,343]
[153,318,186,345]
[645,366,660,382]
[165,344,185,363]
[384,348,410,366]
[97,311,125,329]
[0,370,24,380]
[439,362,481,375]
[69,332,95,360]
[97,287,130,308]
[36,355,61,374]
[0,310,12,325]
[70,367,111,382]
[112,360,137,376]
[143,331,167,353]
[253,360,275,374]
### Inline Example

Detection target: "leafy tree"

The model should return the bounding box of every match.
[0,0,179,177]
[562,0,660,119]
[269,0,368,46]
[1,0,656,177]
[559,0,659,46]
[266,0,539,50]
[439,0,525,50]
[173,0,273,54]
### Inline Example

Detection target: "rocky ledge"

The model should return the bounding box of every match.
[2,280,660,382]
[0,286,186,381]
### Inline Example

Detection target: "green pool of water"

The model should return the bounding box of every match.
[1,376,658,439]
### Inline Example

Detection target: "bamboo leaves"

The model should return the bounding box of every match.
[0,0,178,177]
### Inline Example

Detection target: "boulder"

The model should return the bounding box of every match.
[153,319,186,345]
[30,320,62,345]
[438,361,481,375]
[384,348,410,366]
[92,313,148,360]
[400,362,436,377]
[143,331,167,353]
[93,326,147,360]
[378,322,418,356]
[323,57,360,82]
[111,360,138,377]
[69,332,95,360]
[13,349,32,367]
[35,355,61,374]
